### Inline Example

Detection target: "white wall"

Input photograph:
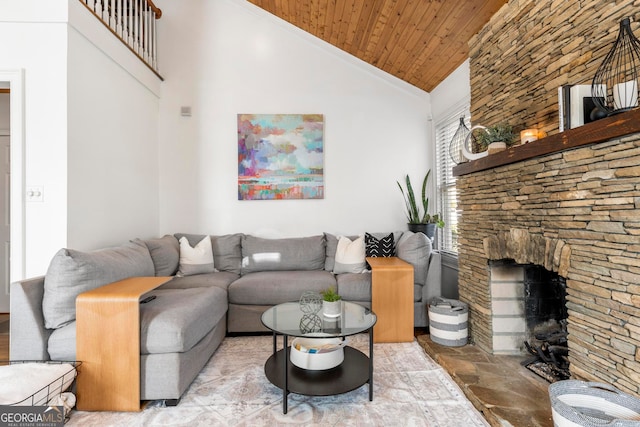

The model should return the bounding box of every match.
[0,6,69,277]
[155,0,433,237]
[66,0,161,249]
[0,0,163,277]
[430,59,470,123]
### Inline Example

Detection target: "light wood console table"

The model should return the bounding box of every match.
[75,276,172,411]
[366,257,414,343]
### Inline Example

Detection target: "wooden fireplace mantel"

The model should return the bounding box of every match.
[452,108,640,177]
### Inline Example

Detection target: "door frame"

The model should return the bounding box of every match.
[0,70,25,282]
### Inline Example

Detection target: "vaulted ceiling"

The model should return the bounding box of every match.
[247,0,508,92]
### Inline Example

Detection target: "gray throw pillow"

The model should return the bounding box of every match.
[42,240,155,329]
[211,234,243,275]
[241,235,326,274]
[396,231,431,286]
[142,235,179,276]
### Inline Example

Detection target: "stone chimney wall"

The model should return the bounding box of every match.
[469,0,640,135]
[461,0,640,396]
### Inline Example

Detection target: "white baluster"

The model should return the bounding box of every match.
[110,0,116,30]
[127,0,132,45]
[136,0,141,55]
[144,4,150,62]
[152,12,157,70]
[116,0,122,36]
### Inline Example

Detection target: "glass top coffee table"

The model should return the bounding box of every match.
[261,301,377,414]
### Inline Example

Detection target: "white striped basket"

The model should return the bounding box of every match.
[549,380,640,427]
[428,297,468,347]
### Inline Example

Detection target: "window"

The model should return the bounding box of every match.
[434,103,470,254]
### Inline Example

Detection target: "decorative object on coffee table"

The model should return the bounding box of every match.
[320,286,342,317]
[299,314,322,334]
[289,337,346,370]
[299,291,322,314]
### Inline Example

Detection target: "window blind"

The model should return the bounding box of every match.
[434,103,470,254]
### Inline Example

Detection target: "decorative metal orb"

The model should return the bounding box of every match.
[299,291,322,314]
[299,314,322,334]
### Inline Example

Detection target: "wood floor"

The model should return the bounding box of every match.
[0,313,9,360]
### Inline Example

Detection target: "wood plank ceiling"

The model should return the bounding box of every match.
[247,0,508,93]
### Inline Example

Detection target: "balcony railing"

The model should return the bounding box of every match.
[79,0,162,76]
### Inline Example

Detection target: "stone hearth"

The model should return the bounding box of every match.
[456,133,640,397]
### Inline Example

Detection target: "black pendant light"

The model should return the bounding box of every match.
[592,18,640,115]
[448,116,470,165]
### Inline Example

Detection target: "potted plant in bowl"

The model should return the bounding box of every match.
[320,286,342,317]
[476,122,517,154]
[397,170,445,244]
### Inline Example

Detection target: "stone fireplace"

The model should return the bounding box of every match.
[488,260,566,355]
[454,131,640,396]
[453,0,640,397]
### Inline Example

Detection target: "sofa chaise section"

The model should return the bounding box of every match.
[10,236,228,403]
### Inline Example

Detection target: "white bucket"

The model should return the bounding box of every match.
[290,337,345,370]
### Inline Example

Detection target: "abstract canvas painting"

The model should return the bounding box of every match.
[238,114,324,200]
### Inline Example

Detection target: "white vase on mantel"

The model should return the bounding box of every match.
[323,300,342,317]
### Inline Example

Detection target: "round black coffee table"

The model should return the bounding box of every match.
[261,301,377,414]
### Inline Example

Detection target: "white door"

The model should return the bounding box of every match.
[0,134,8,312]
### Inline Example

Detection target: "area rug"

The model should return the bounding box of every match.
[67,335,489,426]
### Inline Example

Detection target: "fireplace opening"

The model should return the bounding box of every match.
[521,265,569,383]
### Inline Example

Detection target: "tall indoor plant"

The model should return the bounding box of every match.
[397,170,444,244]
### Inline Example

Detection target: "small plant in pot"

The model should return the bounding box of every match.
[476,123,517,154]
[396,170,445,244]
[320,286,342,317]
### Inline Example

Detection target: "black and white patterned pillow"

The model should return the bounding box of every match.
[365,232,395,258]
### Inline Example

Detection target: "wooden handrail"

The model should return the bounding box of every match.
[146,0,162,18]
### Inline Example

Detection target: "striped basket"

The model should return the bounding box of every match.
[428,297,468,347]
[549,380,640,427]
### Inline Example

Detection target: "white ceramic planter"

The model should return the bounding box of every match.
[322,300,342,317]
[487,141,507,154]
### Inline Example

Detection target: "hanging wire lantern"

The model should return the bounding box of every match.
[448,116,470,164]
[592,17,640,115]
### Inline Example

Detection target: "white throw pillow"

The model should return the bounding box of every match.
[178,236,215,276]
[333,235,367,274]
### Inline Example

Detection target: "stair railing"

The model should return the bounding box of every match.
[79,0,162,76]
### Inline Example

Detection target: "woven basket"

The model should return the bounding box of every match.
[428,297,468,347]
[549,380,640,427]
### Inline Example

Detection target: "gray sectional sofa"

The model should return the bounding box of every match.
[10,231,441,404]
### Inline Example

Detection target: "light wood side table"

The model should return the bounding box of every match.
[366,257,414,343]
[75,276,172,411]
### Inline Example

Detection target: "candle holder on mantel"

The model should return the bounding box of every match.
[592,17,640,115]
